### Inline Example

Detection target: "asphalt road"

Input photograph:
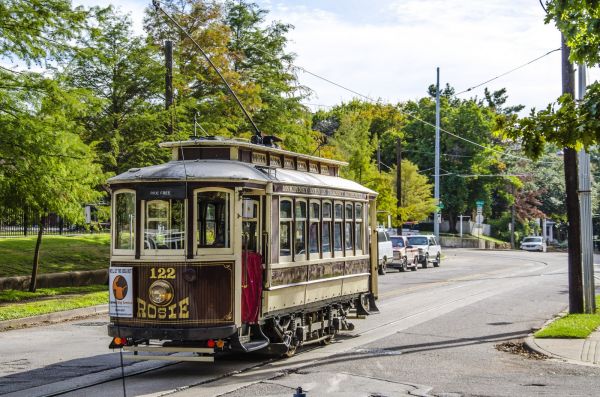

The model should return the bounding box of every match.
[2,249,599,396]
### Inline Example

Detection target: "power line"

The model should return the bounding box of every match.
[455,48,561,95]
[292,65,534,162]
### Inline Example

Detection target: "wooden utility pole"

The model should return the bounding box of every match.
[511,185,516,249]
[562,35,584,314]
[396,138,402,235]
[377,142,381,173]
[165,40,174,136]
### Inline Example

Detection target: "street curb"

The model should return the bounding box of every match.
[524,335,600,369]
[523,336,557,358]
[0,304,108,331]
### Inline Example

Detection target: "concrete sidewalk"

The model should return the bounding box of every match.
[526,329,600,367]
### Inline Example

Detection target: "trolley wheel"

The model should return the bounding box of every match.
[320,334,334,346]
[284,344,297,357]
[433,253,441,267]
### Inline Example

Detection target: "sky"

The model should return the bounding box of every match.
[74,0,599,113]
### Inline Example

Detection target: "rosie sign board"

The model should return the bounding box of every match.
[109,267,133,317]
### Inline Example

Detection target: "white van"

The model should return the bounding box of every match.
[377,229,394,275]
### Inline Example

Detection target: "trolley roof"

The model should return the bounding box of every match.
[159,137,349,167]
[108,160,376,195]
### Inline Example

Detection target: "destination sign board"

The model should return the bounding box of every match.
[138,185,186,200]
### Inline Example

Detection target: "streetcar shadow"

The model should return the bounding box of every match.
[0,353,130,395]
[283,329,533,370]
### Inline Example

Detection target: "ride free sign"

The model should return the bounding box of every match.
[109,267,133,317]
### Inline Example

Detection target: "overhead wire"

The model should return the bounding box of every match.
[290,65,535,162]
[455,47,561,95]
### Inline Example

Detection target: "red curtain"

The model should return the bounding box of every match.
[241,251,263,323]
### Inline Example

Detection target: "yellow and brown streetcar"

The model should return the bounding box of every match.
[107,137,379,361]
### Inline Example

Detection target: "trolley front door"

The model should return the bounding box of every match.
[241,196,262,323]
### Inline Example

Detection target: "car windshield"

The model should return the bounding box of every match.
[390,237,404,248]
[523,237,542,243]
[407,236,428,246]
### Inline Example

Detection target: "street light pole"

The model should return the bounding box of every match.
[577,63,596,314]
[434,68,440,240]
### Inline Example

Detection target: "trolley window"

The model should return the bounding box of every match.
[197,191,230,248]
[355,203,363,252]
[309,201,320,258]
[280,198,292,258]
[242,198,259,252]
[345,203,353,252]
[145,199,185,250]
[333,202,343,254]
[322,201,332,257]
[114,191,135,252]
[295,200,307,259]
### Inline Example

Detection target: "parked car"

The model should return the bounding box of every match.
[389,235,419,272]
[521,236,546,252]
[406,235,441,268]
[377,229,394,275]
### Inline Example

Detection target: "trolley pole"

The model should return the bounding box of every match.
[577,63,596,314]
[434,68,441,240]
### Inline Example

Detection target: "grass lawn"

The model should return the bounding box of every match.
[0,234,110,277]
[534,296,600,339]
[0,285,107,303]
[0,291,108,321]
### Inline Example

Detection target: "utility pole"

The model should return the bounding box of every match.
[377,141,381,173]
[511,185,516,249]
[577,63,596,313]
[396,138,402,235]
[165,40,174,136]
[434,68,441,239]
[562,35,584,314]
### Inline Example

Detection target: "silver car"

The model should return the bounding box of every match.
[521,236,546,252]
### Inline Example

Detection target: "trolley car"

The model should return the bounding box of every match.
[107,137,379,361]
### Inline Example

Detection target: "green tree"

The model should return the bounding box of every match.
[0,0,87,65]
[0,76,106,291]
[544,0,600,66]
[397,160,436,223]
[0,0,106,291]
[62,7,171,174]
[400,87,510,232]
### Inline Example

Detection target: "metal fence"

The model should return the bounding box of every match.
[0,207,108,237]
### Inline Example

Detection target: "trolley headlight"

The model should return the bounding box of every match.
[149,280,174,306]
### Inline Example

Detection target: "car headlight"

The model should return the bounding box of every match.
[149,280,174,306]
